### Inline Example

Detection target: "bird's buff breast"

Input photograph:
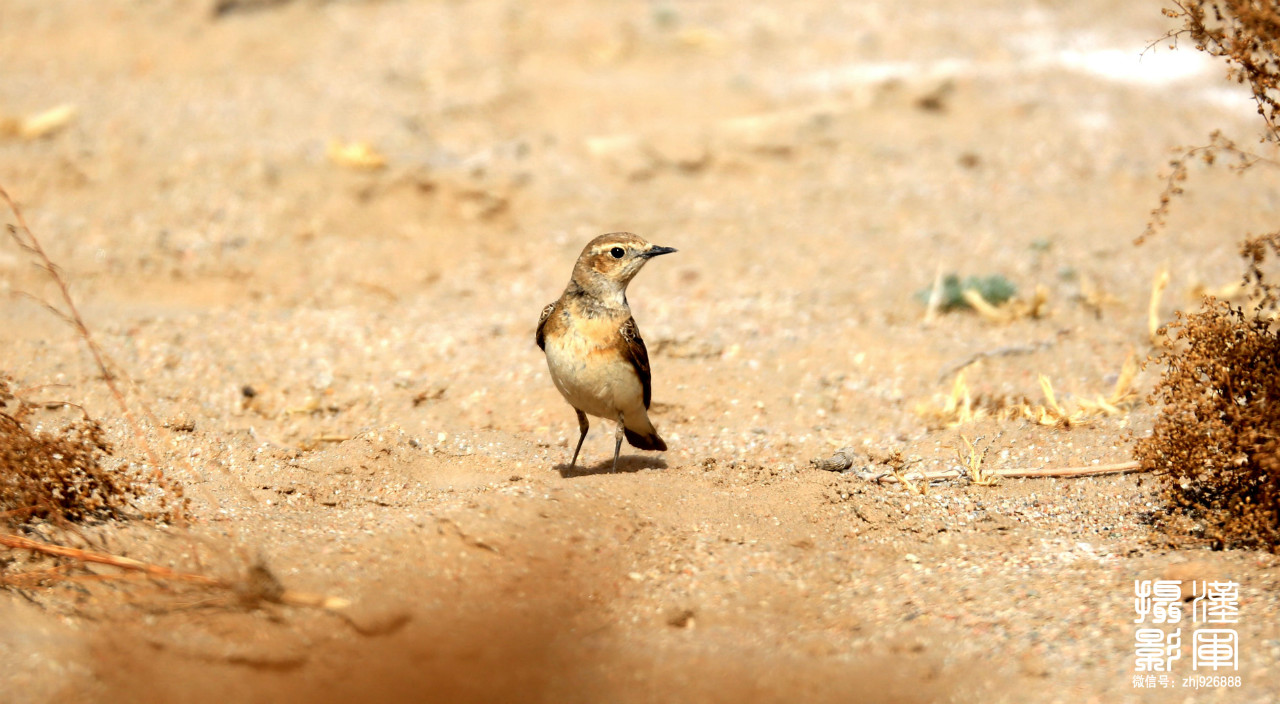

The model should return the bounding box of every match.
[543,321,641,420]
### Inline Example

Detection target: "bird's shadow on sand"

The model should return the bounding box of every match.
[556,456,668,478]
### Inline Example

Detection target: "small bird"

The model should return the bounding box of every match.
[537,232,677,472]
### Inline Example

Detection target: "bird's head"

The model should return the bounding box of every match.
[571,232,676,305]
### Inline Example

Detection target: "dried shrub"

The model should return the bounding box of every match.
[1135,234,1280,549]
[1133,3,1280,548]
[1166,1,1280,136]
[1140,2,1280,245]
[0,375,151,523]
[3,184,185,526]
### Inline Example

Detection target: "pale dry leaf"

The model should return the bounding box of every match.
[3,104,79,140]
[326,140,387,170]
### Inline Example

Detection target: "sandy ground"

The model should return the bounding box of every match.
[3,1,1280,702]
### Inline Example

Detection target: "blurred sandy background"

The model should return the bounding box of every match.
[2,1,1279,702]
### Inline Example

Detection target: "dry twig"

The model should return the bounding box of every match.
[866,461,1143,484]
[923,264,946,325]
[0,532,351,610]
[1149,267,1170,345]
[936,338,1057,383]
[0,532,220,585]
[811,447,1144,483]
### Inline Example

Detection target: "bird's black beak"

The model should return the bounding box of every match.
[643,245,677,258]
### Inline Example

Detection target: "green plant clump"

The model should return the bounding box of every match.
[916,274,1017,312]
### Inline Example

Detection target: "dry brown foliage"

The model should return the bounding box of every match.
[1135,234,1280,549]
[1138,131,1270,244]
[1140,0,1280,244]
[2,184,186,525]
[1132,3,1280,549]
[1167,1,1280,135]
[0,375,144,522]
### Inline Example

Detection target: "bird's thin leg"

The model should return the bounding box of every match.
[612,414,625,473]
[569,410,589,470]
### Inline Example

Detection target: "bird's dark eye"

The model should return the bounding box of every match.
[610,247,625,259]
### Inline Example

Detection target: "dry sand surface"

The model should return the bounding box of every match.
[3,1,1280,702]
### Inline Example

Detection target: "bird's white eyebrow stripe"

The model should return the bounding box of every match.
[590,242,646,255]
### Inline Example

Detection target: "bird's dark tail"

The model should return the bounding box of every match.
[625,427,667,452]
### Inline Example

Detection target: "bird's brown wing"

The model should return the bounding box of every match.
[619,316,653,409]
[535,302,556,350]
